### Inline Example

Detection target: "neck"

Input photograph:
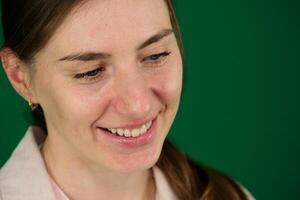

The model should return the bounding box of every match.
[41,138,156,200]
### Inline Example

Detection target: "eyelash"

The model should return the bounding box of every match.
[74,51,172,81]
[74,67,105,81]
[141,51,172,65]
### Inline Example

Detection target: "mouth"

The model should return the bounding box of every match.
[96,117,157,148]
[98,117,157,149]
[98,119,154,138]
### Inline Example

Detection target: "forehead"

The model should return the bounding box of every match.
[45,0,171,55]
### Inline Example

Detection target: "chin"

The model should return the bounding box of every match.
[109,139,165,174]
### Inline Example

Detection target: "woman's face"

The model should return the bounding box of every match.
[30,0,182,172]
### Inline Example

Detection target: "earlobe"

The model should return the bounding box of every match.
[0,48,34,102]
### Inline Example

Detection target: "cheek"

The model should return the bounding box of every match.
[33,70,106,131]
[150,58,183,107]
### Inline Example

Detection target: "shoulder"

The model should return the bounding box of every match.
[0,126,56,200]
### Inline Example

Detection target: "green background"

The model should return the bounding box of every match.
[0,0,299,199]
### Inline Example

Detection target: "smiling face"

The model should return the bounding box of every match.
[29,0,182,173]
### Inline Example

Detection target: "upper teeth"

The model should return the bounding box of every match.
[107,121,152,137]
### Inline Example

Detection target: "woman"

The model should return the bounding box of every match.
[0,0,254,199]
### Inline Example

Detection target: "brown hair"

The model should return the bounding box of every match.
[2,0,250,199]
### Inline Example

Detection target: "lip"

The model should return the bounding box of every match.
[96,117,157,148]
[104,118,154,130]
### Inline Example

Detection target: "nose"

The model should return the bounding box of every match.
[112,68,153,119]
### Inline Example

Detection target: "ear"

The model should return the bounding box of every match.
[0,48,36,103]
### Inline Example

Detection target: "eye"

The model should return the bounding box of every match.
[141,51,172,66]
[74,67,106,80]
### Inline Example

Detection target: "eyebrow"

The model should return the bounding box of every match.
[58,52,111,62]
[137,28,174,50]
[58,28,174,62]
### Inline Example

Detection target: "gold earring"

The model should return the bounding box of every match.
[28,99,38,111]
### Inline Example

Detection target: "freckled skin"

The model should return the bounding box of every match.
[31,0,182,176]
